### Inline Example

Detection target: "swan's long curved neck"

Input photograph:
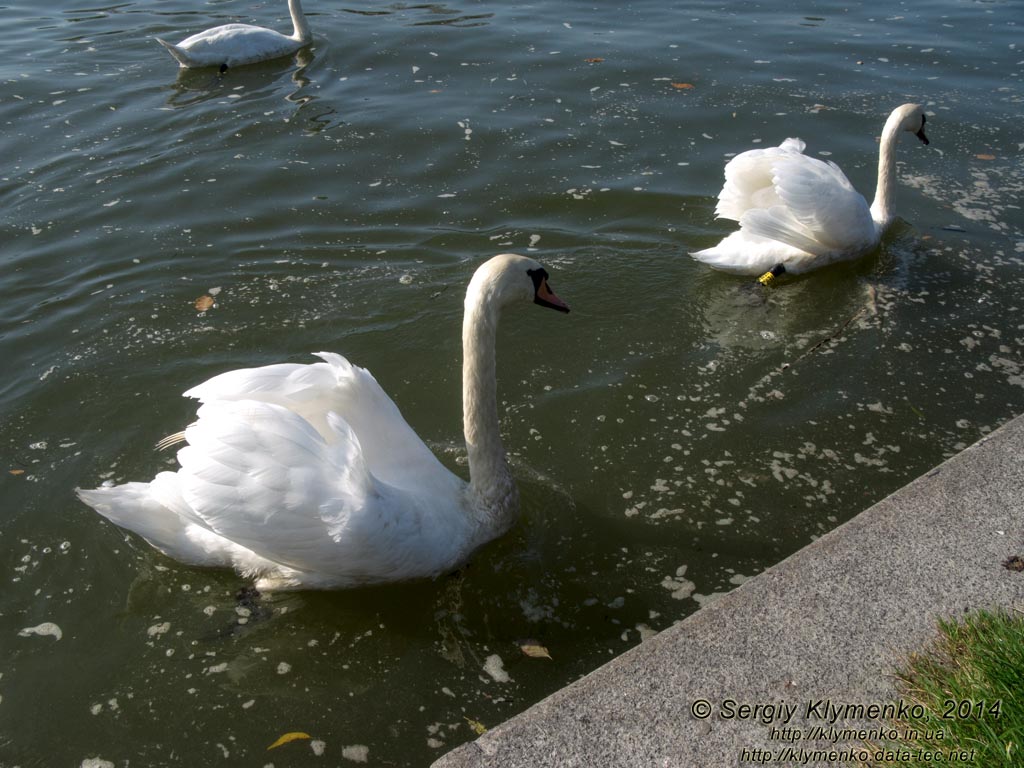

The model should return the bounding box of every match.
[869,111,905,230]
[462,290,518,529]
[288,0,312,43]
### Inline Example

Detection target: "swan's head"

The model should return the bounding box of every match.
[893,103,929,145]
[468,253,570,314]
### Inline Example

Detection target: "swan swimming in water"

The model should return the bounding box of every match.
[77,254,570,590]
[690,103,930,282]
[156,0,312,70]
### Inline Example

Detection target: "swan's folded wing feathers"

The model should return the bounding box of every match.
[176,400,379,573]
[313,352,454,491]
[740,207,829,257]
[183,361,330,404]
[183,352,453,493]
[714,139,804,221]
[716,149,778,221]
[183,355,380,445]
[768,154,874,253]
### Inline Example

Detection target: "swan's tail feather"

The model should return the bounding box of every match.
[77,479,216,565]
[690,245,740,271]
[156,37,196,68]
[78,482,157,528]
[689,242,768,276]
[689,229,817,277]
[689,228,768,273]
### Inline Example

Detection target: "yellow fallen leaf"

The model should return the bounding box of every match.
[464,716,487,735]
[671,82,695,90]
[194,295,215,311]
[519,641,552,660]
[9,469,25,476]
[975,154,995,160]
[267,732,312,750]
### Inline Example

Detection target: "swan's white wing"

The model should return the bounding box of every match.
[742,153,875,255]
[183,353,453,492]
[176,400,378,574]
[174,400,470,584]
[714,138,806,221]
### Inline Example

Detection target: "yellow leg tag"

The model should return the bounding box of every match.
[757,264,786,285]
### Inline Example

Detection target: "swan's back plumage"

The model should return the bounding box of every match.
[158,26,303,69]
[183,352,451,492]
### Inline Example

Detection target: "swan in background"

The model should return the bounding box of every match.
[156,0,312,70]
[691,103,930,282]
[77,254,570,590]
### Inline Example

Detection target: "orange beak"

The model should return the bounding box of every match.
[536,278,570,313]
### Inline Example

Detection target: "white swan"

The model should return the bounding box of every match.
[156,0,312,70]
[690,103,930,281]
[77,254,570,590]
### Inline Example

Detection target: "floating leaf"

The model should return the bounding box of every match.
[584,57,604,63]
[670,82,695,90]
[519,640,553,660]
[194,295,215,311]
[464,717,487,735]
[267,732,312,750]
[9,469,24,476]
[975,154,995,160]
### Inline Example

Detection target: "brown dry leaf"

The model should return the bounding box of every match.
[194,295,215,312]
[9,469,25,476]
[519,640,553,660]
[671,82,695,90]
[464,717,487,735]
[267,732,312,751]
[584,57,604,63]
[975,154,996,161]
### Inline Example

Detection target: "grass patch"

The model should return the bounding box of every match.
[866,608,1024,766]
